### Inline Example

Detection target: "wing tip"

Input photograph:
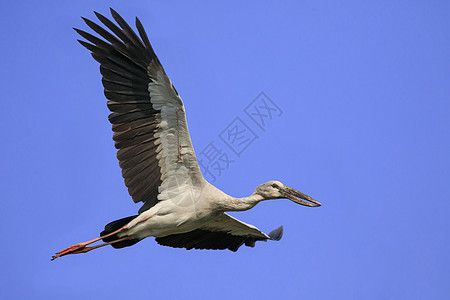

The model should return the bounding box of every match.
[268,225,283,241]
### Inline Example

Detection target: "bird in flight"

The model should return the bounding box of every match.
[52,8,321,260]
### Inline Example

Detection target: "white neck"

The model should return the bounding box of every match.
[216,193,264,212]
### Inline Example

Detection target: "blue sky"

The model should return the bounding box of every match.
[1,1,449,299]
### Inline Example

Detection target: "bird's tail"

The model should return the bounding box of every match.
[100,215,141,249]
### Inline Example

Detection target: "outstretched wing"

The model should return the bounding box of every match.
[75,9,204,211]
[155,213,283,251]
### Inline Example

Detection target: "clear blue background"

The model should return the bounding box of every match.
[1,1,449,299]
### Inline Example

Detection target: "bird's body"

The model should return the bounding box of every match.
[126,184,223,239]
[125,183,268,239]
[52,9,321,260]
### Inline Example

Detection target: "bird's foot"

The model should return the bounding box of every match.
[51,242,88,261]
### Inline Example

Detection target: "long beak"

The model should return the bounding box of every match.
[282,186,321,207]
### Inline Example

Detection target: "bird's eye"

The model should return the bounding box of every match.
[272,183,278,188]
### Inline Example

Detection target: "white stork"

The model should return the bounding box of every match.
[52,9,321,260]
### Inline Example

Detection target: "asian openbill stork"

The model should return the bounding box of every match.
[52,9,321,260]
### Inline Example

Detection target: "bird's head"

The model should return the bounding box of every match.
[254,181,321,207]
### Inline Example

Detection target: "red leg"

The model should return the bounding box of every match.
[68,237,131,254]
[51,225,128,261]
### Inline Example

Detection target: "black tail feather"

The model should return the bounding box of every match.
[100,215,141,249]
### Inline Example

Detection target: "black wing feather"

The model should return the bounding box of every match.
[155,229,270,252]
[76,10,164,208]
